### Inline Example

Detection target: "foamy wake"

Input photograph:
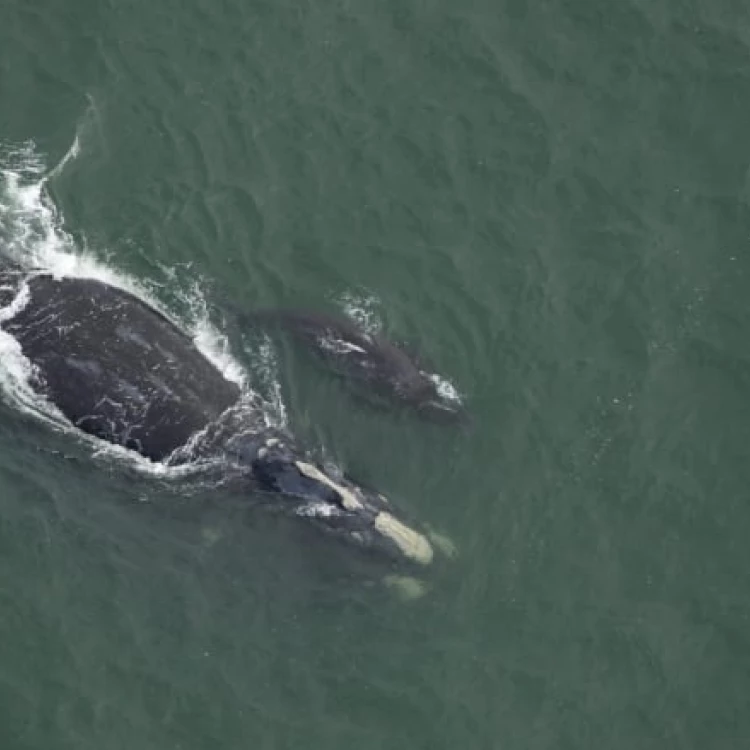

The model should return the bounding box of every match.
[337,289,382,335]
[0,130,284,479]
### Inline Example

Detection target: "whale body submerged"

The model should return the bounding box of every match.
[235,307,468,423]
[0,271,440,569]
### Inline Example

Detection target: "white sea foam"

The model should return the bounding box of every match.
[426,371,463,405]
[0,134,279,477]
[0,280,71,433]
[337,289,382,335]
[253,336,288,427]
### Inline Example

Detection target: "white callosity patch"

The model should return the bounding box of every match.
[294,460,364,511]
[292,459,435,566]
[374,512,434,566]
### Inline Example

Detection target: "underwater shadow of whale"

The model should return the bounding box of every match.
[0,270,452,573]
[233,307,469,426]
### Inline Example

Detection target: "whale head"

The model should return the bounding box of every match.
[393,373,470,426]
[226,431,436,567]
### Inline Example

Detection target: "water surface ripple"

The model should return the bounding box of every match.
[1,0,749,747]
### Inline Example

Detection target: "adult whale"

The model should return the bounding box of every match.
[0,270,440,568]
[234,307,468,424]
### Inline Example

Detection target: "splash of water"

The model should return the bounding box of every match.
[425,371,463,405]
[337,289,382,335]
[0,133,283,477]
[253,336,288,426]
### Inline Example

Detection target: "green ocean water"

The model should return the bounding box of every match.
[1,0,750,747]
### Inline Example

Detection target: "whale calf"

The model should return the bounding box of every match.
[0,270,442,569]
[234,307,467,424]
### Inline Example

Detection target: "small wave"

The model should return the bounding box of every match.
[180,275,248,390]
[44,93,105,183]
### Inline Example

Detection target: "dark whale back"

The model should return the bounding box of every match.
[251,309,426,388]
[238,307,467,422]
[1,274,241,460]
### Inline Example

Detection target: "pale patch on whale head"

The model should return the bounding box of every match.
[294,460,363,511]
[374,511,434,566]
